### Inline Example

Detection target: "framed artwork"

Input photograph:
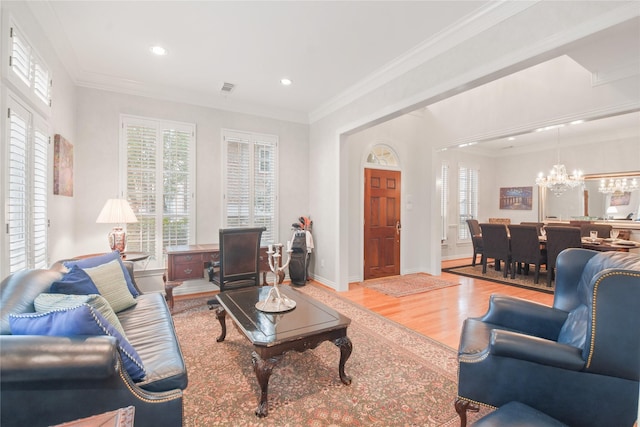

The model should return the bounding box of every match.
[610,192,631,206]
[53,134,74,197]
[499,186,533,210]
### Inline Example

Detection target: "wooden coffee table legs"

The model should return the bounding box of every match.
[216,306,353,418]
[251,352,282,417]
[250,336,353,418]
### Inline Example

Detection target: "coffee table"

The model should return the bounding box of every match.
[214,285,352,417]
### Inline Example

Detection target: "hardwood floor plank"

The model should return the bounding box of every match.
[341,258,554,349]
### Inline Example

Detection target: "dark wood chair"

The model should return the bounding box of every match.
[479,223,511,278]
[466,219,483,266]
[519,222,544,236]
[207,227,265,307]
[544,226,582,286]
[508,224,547,284]
[579,223,612,239]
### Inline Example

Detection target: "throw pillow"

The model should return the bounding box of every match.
[83,259,137,313]
[34,293,127,339]
[9,304,145,381]
[64,251,139,297]
[50,265,101,295]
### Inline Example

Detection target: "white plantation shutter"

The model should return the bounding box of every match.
[9,22,52,108]
[223,130,277,245]
[440,163,449,242]
[6,96,49,274]
[458,166,478,240]
[122,116,195,268]
[10,26,31,87]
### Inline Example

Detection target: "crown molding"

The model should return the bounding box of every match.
[308,1,539,124]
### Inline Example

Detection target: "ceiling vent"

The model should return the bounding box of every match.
[220,82,235,94]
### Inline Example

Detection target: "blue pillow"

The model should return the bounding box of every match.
[64,251,139,297]
[50,265,100,295]
[9,304,146,382]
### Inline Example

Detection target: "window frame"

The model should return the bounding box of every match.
[458,164,479,242]
[2,90,50,276]
[119,115,196,269]
[4,16,52,117]
[222,129,279,245]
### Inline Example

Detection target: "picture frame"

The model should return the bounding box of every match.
[499,186,532,210]
[610,192,631,206]
[53,134,74,197]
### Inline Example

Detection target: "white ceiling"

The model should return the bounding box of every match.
[24,1,640,145]
[27,0,490,123]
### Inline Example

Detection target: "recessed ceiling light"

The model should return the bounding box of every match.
[150,45,167,56]
[508,137,515,141]
[280,78,292,86]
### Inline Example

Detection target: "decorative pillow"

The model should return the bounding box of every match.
[50,265,101,295]
[83,260,137,313]
[64,251,139,297]
[9,304,145,381]
[34,293,127,339]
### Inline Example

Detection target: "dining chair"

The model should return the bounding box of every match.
[579,223,612,239]
[508,224,547,284]
[519,222,544,236]
[544,226,582,286]
[466,219,483,266]
[207,227,266,307]
[479,223,511,278]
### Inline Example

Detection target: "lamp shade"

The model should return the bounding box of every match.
[96,199,138,224]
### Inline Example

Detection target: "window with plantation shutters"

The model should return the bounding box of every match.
[458,165,479,241]
[121,116,195,269]
[9,21,52,109]
[440,163,449,242]
[5,95,49,275]
[223,130,278,245]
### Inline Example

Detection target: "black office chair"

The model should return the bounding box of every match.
[466,219,483,267]
[207,227,265,308]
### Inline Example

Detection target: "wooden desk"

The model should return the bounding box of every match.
[165,244,282,284]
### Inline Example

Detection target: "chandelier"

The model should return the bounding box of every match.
[598,177,639,194]
[535,128,584,196]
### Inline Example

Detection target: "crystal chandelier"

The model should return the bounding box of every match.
[598,177,639,194]
[535,128,584,197]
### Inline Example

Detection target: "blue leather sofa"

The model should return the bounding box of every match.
[455,248,640,427]
[0,260,187,426]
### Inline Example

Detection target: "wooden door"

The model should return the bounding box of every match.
[364,168,401,280]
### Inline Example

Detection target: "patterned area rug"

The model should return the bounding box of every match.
[443,264,554,294]
[172,284,491,426]
[357,273,461,297]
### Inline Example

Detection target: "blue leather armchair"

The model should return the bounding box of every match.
[455,248,640,427]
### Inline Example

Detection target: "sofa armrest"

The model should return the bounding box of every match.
[477,295,568,340]
[1,335,117,382]
[490,329,585,370]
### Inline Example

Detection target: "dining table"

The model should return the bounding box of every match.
[537,235,640,252]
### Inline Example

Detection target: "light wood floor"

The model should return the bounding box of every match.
[335,257,554,349]
[177,257,554,350]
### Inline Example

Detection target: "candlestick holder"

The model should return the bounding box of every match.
[256,243,297,313]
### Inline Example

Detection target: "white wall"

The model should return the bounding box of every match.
[309,1,638,290]
[344,111,431,282]
[72,88,308,291]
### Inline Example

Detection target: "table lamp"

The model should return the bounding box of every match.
[96,199,138,252]
[606,206,618,220]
